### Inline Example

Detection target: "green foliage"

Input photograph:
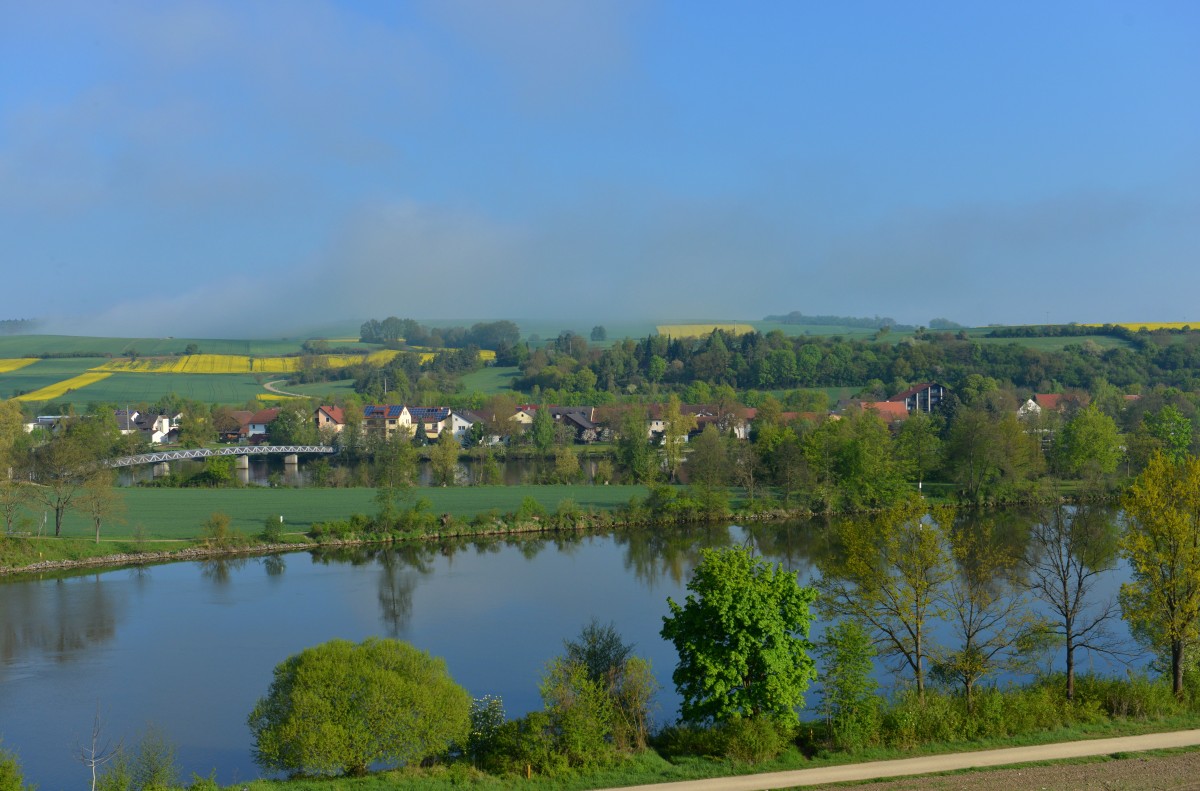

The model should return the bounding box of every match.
[262,514,284,542]
[95,726,180,791]
[717,714,794,764]
[562,619,658,752]
[817,619,879,750]
[248,637,471,777]
[0,745,29,791]
[464,695,506,769]
[516,496,547,521]
[1054,404,1122,479]
[661,545,817,726]
[818,499,955,697]
[1120,451,1200,698]
[201,511,243,547]
[539,657,616,768]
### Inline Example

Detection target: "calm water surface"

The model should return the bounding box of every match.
[0,517,1131,789]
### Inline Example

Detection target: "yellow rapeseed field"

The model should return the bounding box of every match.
[1087,322,1200,331]
[0,358,37,374]
[16,372,112,402]
[657,323,756,338]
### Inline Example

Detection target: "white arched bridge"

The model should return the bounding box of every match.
[106,445,337,468]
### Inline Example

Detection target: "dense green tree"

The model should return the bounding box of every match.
[943,407,1043,503]
[1144,404,1193,462]
[893,409,942,488]
[267,401,318,445]
[661,545,817,726]
[1053,404,1122,479]
[685,423,729,487]
[616,408,657,484]
[428,429,461,486]
[1119,452,1200,699]
[530,406,555,454]
[248,638,471,776]
[77,470,124,544]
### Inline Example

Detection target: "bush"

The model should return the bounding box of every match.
[261,514,284,542]
[0,746,29,791]
[719,715,794,764]
[248,638,471,777]
[516,496,547,522]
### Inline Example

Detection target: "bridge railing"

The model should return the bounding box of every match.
[106,445,337,468]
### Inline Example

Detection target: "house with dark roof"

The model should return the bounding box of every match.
[888,383,947,413]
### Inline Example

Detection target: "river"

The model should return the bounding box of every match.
[0,515,1133,789]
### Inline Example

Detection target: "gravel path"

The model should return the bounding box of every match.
[608,731,1200,791]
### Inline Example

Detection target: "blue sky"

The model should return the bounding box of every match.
[1,1,1196,336]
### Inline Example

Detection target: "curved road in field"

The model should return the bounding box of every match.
[605,729,1200,791]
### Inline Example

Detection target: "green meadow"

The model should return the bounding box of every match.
[25,484,651,542]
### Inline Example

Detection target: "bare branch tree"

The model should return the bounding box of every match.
[1024,501,1127,700]
[78,703,122,791]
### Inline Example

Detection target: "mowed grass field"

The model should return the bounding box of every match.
[29,485,651,541]
[459,365,520,394]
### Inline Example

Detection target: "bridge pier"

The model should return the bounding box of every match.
[152,462,170,478]
[283,454,298,466]
[235,455,249,470]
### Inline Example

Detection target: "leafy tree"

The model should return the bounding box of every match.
[562,619,657,751]
[1054,404,1122,480]
[1143,404,1193,462]
[551,446,580,484]
[816,619,878,750]
[615,408,657,484]
[1024,501,1121,700]
[538,657,616,768]
[1119,452,1200,699]
[661,394,696,483]
[893,409,942,488]
[685,423,729,487]
[935,521,1040,713]
[530,407,555,454]
[818,499,954,699]
[77,470,124,544]
[661,545,817,726]
[27,427,94,536]
[267,401,317,445]
[429,429,461,486]
[943,406,1043,503]
[590,325,607,342]
[248,638,471,776]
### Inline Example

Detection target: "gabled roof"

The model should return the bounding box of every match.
[860,400,910,421]
[1034,393,1063,410]
[249,408,280,425]
[364,405,406,419]
[316,405,345,424]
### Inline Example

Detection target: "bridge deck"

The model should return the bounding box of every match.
[107,445,336,468]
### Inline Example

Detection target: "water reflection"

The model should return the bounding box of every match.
[199,556,248,586]
[0,572,126,675]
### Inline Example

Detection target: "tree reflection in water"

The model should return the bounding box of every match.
[0,571,126,675]
[199,557,248,586]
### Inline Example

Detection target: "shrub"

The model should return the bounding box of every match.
[720,715,793,764]
[516,496,547,522]
[248,638,471,777]
[0,746,30,791]
[261,514,284,543]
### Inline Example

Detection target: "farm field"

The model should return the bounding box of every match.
[274,380,359,399]
[60,372,272,406]
[459,365,520,394]
[33,484,651,541]
[0,335,326,357]
[657,323,757,338]
[0,357,109,400]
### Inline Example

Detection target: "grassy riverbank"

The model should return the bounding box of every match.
[0,484,652,571]
[228,715,1200,791]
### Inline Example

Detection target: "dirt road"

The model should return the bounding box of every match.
[608,730,1200,791]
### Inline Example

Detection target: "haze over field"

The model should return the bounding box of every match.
[1,1,1197,337]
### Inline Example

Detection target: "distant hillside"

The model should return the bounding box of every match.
[0,319,39,335]
[763,311,915,332]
